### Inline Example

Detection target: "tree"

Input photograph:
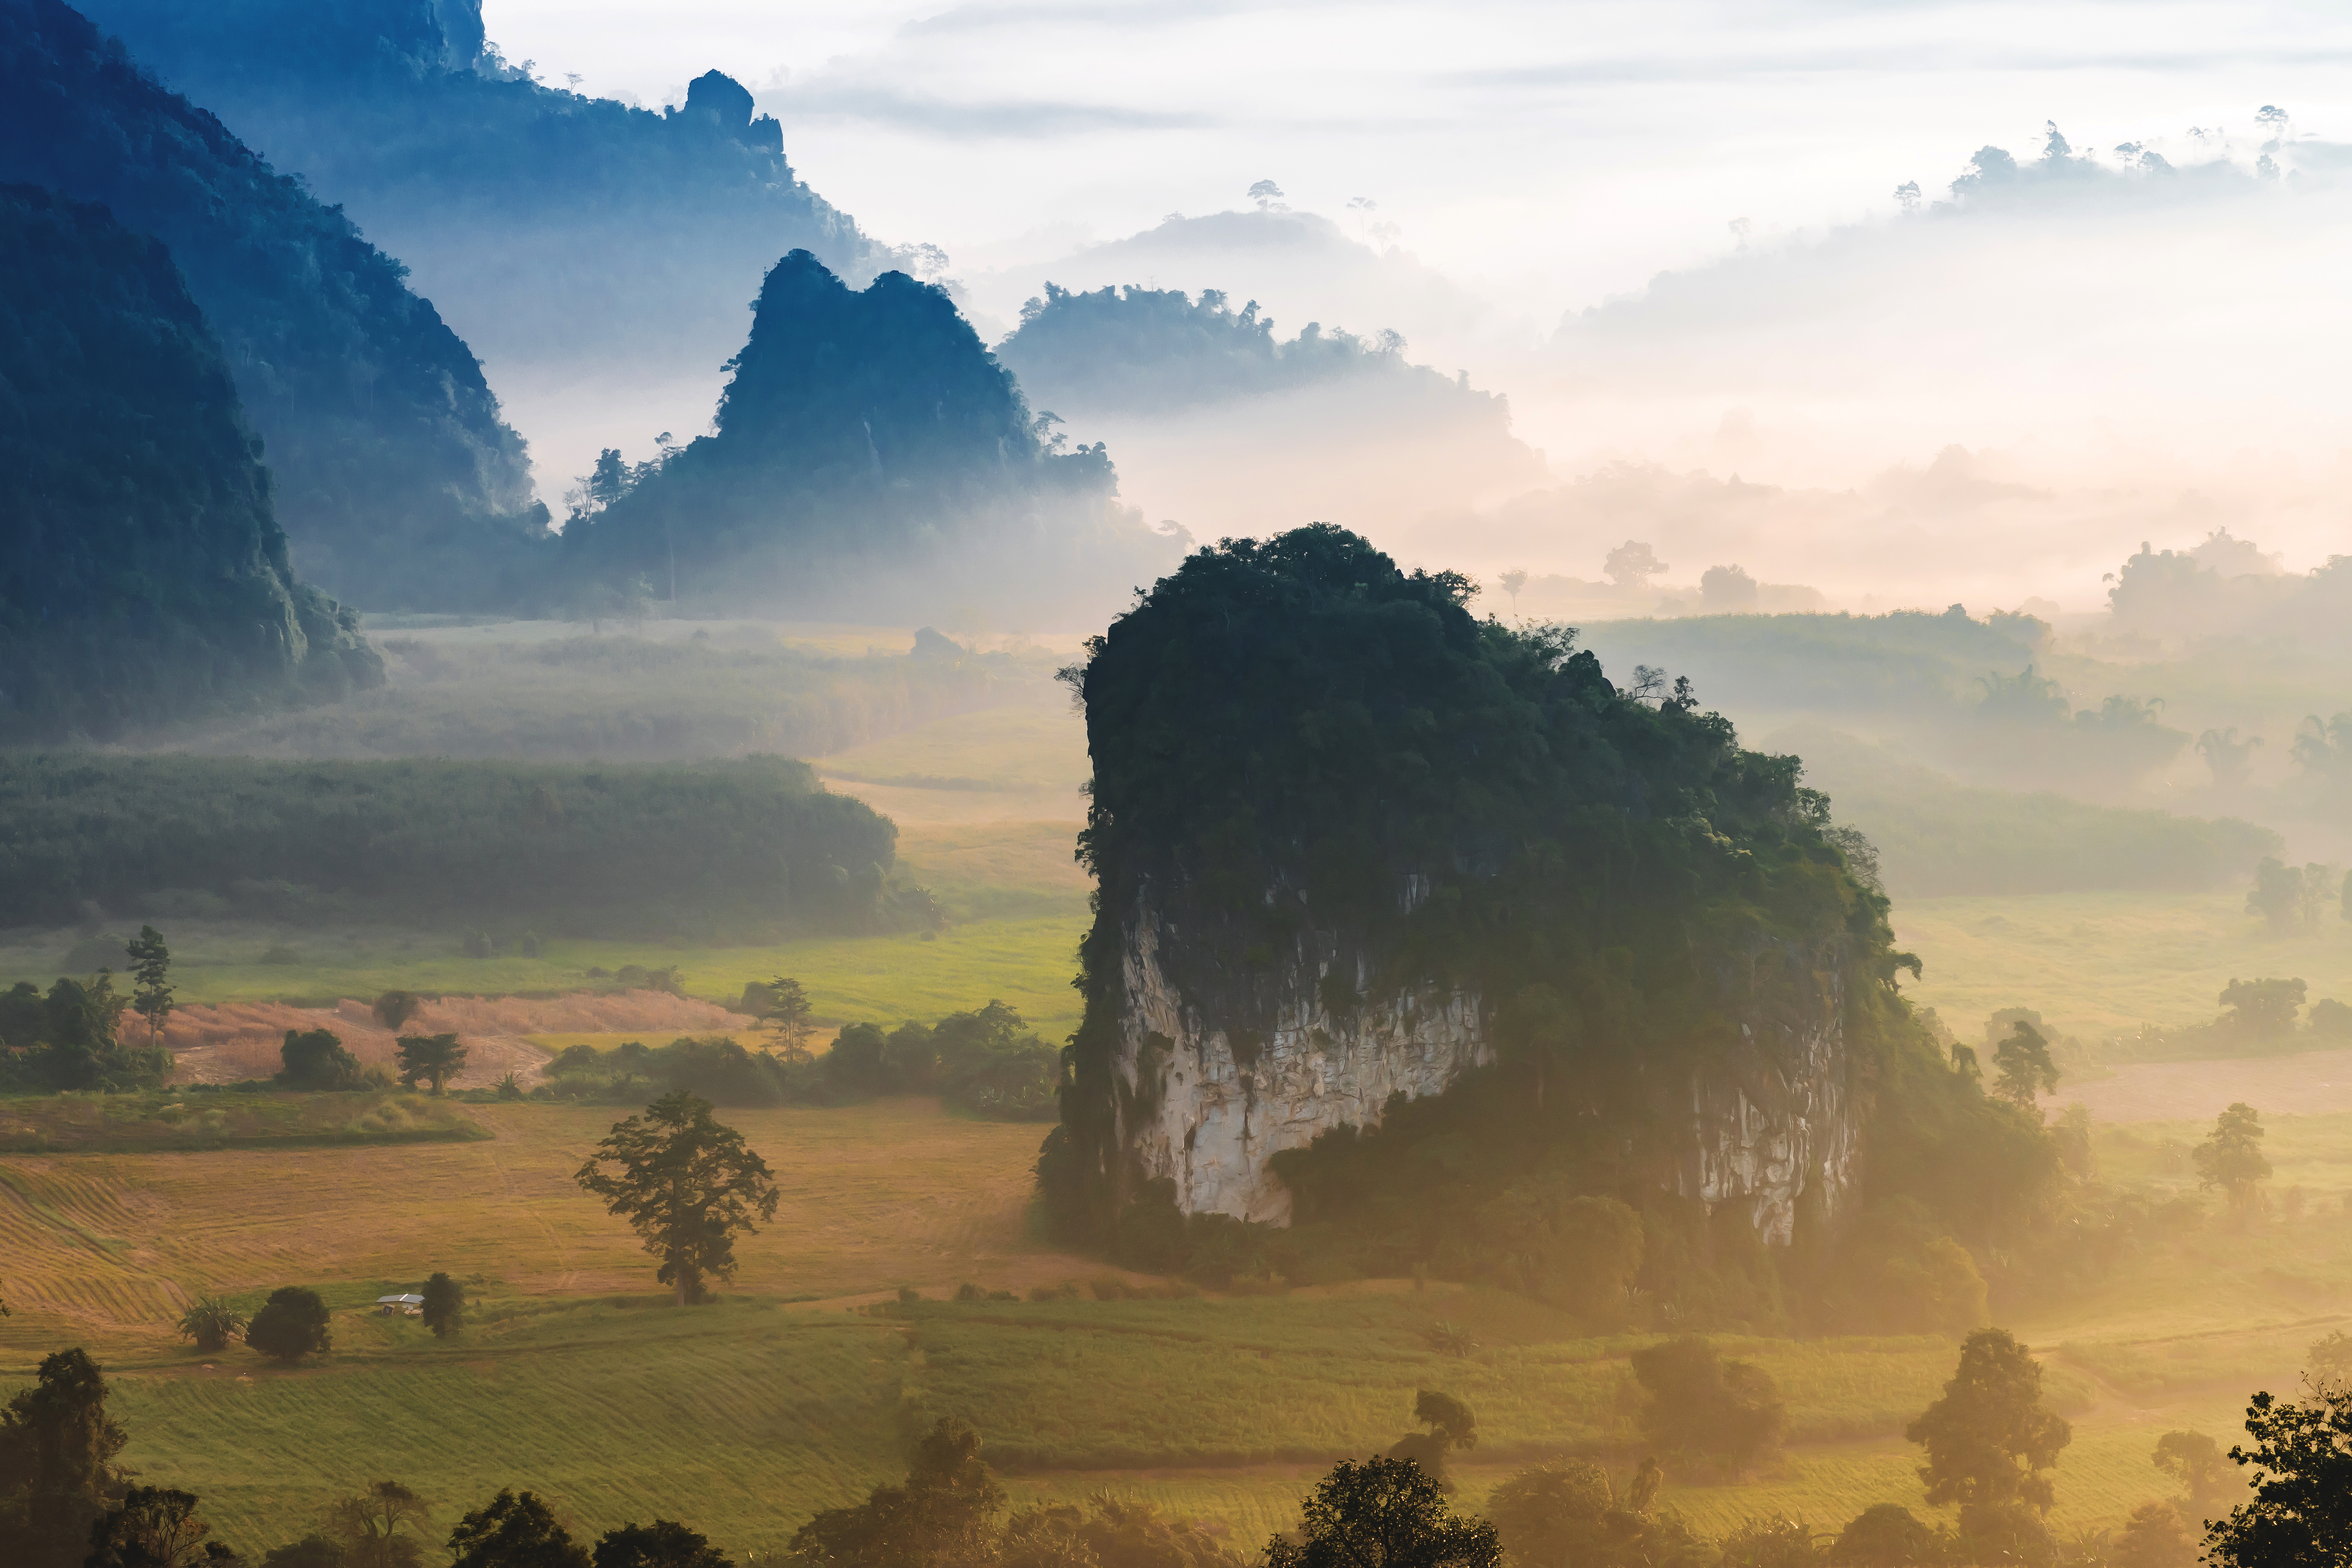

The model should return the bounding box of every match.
[1388,1391,1478,1488]
[0,1347,131,1568]
[2152,1430,2235,1514]
[1718,1517,1819,1568]
[1827,1503,1942,1567]
[1248,180,1285,210]
[85,1484,219,1568]
[2203,1384,2352,1568]
[245,1287,332,1364]
[125,926,173,1048]
[1263,1456,1499,1568]
[788,1416,1005,1568]
[1904,1328,2071,1514]
[1498,569,1528,615]
[420,1274,465,1339]
[449,1489,591,1568]
[1990,1021,2059,1109]
[593,1519,732,1568]
[327,1479,432,1568]
[394,1033,467,1095]
[175,1297,248,1354]
[2110,1501,2195,1568]
[574,1092,780,1306]
[2194,1103,2272,1214]
[2197,728,2262,791]
[372,992,423,1032]
[762,976,814,1061]
[279,1029,364,1091]
[261,1537,346,1568]
[2248,859,2306,933]
[1603,541,1668,591]
[1630,1337,1786,1474]
[2220,980,2306,1039]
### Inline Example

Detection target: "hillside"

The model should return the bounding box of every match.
[0,0,546,609]
[564,250,1182,623]
[0,182,380,741]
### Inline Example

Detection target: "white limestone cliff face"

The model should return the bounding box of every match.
[1110,898,1861,1239]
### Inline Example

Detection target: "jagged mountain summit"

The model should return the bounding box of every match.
[561,250,1182,624]
[77,0,901,384]
[0,0,545,610]
[0,183,381,741]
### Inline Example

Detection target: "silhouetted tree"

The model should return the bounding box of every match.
[574,1092,780,1305]
[328,1479,432,1568]
[279,1029,364,1091]
[1263,1456,1500,1568]
[762,977,814,1061]
[2152,1430,2235,1513]
[2203,1383,2352,1568]
[2110,1501,2194,1568]
[2219,980,2306,1038]
[420,1275,465,1339]
[1603,542,1667,591]
[2194,1104,2272,1215]
[126,927,173,1048]
[245,1288,332,1364]
[84,1484,220,1568]
[788,1417,1005,1568]
[593,1518,732,1568]
[1499,569,1528,615]
[1388,1391,1478,1489]
[1990,1021,2059,1108]
[0,1347,130,1567]
[449,1490,591,1568]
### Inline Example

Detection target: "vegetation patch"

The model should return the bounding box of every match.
[0,1090,487,1153]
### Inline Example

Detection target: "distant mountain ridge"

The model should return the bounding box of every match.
[0,0,545,610]
[0,182,381,741]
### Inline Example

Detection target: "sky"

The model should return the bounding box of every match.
[482,0,2352,606]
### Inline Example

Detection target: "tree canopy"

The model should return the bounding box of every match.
[575,1092,781,1305]
[1905,1328,2071,1514]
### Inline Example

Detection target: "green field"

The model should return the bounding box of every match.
[4,1097,2344,1560]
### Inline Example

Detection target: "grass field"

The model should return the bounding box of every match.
[1895,888,2352,1051]
[5,1097,2347,1559]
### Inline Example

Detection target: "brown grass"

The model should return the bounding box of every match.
[159,990,748,1088]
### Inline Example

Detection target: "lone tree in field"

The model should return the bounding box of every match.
[395,1033,468,1095]
[2195,1102,2272,1215]
[1263,1456,1501,1568]
[246,1286,333,1364]
[1991,1020,2060,1108]
[174,1296,247,1353]
[575,1091,780,1306]
[2203,1383,2352,1568]
[372,991,423,1031]
[420,1273,465,1338]
[762,975,814,1060]
[125,926,172,1048]
[1906,1328,2071,1518]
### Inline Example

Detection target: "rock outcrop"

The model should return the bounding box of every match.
[1105,885,1862,1238]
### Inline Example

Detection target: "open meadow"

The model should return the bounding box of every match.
[4,1092,2347,1558]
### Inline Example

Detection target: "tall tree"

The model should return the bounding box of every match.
[394,1034,468,1096]
[125,927,172,1048]
[1262,1456,1501,1568]
[449,1489,591,1568]
[2203,1384,2352,1568]
[0,1347,131,1568]
[1905,1328,2071,1514]
[2194,1103,2272,1215]
[762,977,814,1061]
[327,1479,433,1568]
[574,1092,780,1306]
[420,1274,465,1339]
[86,1485,219,1568]
[1991,1021,2060,1109]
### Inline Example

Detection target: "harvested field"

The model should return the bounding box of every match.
[2045,1049,2352,1123]
[160,989,747,1087]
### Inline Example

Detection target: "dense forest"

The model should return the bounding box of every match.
[563,250,1183,621]
[0,0,548,609]
[76,0,901,374]
[0,182,381,743]
[1041,526,2050,1328]
[996,282,1497,415]
[0,754,914,934]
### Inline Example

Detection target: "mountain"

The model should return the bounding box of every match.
[0,0,545,610]
[1037,524,2052,1329]
[76,0,903,479]
[562,250,1181,624]
[0,182,380,741]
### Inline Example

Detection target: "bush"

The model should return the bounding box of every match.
[277,1028,364,1091]
[246,1286,333,1364]
[1629,1336,1786,1475]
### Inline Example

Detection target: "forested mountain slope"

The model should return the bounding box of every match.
[76,0,897,380]
[0,0,545,609]
[564,250,1182,624]
[0,182,380,741]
